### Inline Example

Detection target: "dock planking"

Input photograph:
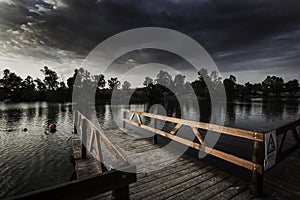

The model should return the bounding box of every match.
[73,128,249,200]
[72,127,300,200]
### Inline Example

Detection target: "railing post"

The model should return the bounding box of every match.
[112,185,130,200]
[74,111,78,134]
[153,108,158,145]
[251,138,264,197]
[81,118,87,159]
[122,109,126,128]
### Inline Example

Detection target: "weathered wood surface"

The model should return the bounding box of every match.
[72,128,300,200]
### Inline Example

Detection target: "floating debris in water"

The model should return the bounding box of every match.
[6,128,13,132]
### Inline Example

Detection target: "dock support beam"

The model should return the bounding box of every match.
[81,119,87,159]
[122,110,126,128]
[74,111,78,135]
[251,139,264,197]
[153,117,158,145]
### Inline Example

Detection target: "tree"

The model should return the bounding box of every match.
[67,69,78,89]
[285,79,299,96]
[143,77,154,87]
[34,78,46,91]
[155,70,173,89]
[262,76,284,96]
[223,75,237,99]
[122,81,131,90]
[94,74,106,89]
[59,82,67,90]
[41,66,59,90]
[0,69,23,92]
[174,74,186,92]
[108,77,120,90]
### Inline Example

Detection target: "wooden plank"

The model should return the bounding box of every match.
[135,160,196,185]
[230,189,254,200]
[136,114,142,125]
[131,164,209,195]
[13,167,136,200]
[94,130,106,172]
[129,113,135,121]
[77,112,132,165]
[276,119,300,135]
[189,176,239,200]
[209,180,249,200]
[131,166,214,199]
[88,130,95,152]
[166,171,231,200]
[81,118,87,159]
[192,127,204,144]
[141,168,219,200]
[170,123,182,135]
[123,109,264,142]
[123,119,263,173]
[251,141,264,197]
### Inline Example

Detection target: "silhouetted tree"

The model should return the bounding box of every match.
[122,81,131,90]
[143,77,154,87]
[41,66,59,91]
[108,77,120,90]
[0,69,23,92]
[285,79,299,96]
[67,69,78,89]
[262,76,284,96]
[224,75,237,99]
[34,78,46,91]
[94,74,106,89]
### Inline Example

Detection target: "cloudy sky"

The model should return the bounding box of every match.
[0,0,299,86]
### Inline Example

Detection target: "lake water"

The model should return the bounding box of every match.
[0,100,299,198]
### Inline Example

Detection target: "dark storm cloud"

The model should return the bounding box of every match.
[0,0,300,78]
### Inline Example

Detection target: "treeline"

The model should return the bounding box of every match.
[0,66,299,102]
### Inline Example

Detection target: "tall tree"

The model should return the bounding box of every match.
[223,75,237,99]
[0,69,23,92]
[155,70,173,88]
[67,69,78,89]
[108,77,120,90]
[94,74,106,89]
[41,66,59,91]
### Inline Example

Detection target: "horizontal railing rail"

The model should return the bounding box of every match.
[122,109,264,172]
[122,109,266,196]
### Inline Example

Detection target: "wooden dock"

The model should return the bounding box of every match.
[13,110,300,200]
[72,128,300,200]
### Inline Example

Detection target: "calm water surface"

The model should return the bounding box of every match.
[0,100,299,198]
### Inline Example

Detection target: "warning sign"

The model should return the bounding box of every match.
[264,130,277,171]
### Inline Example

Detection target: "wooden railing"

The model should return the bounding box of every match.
[123,109,300,197]
[12,111,136,200]
[122,109,264,196]
[274,115,300,163]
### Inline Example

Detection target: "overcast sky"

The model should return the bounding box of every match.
[0,0,299,86]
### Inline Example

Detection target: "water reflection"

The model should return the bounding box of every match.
[4,108,23,129]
